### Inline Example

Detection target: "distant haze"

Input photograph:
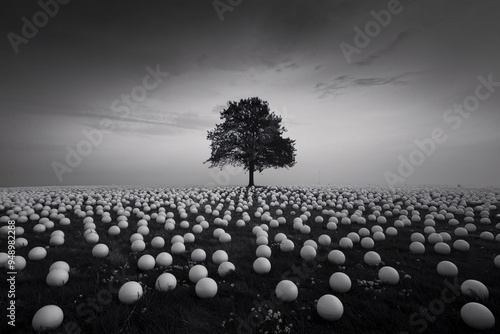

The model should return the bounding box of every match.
[1,0,499,188]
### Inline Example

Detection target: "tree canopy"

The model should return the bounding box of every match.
[205,97,296,187]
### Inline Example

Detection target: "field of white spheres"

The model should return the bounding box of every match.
[0,185,499,333]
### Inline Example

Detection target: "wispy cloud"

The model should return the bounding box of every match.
[315,71,424,98]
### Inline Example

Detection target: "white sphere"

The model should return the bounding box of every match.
[328,250,345,265]
[339,237,353,249]
[212,250,228,264]
[274,233,287,243]
[461,279,489,301]
[453,239,470,252]
[495,255,500,269]
[92,244,109,258]
[108,226,120,236]
[131,240,146,252]
[253,257,271,274]
[156,252,173,267]
[364,251,381,266]
[32,305,64,331]
[329,272,351,293]
[275,280,298,302]
[434,242,451,255]
[360,237,375,249]
[437,261,458,277]
[460,302,495,330]
[50,235,65,246]
[219,233,232,243]
[409,241,425,254]
[49,261,69,272]
[151,236,165,249]
[378,266,399,284]
[46,269,69,287]
[12,256,26,270]
[28,247,47,261]
[411,233,425,243]
[171,242,186,254]
[118,281,143,304]
[218,261,236,277]
[317,294,344,321]
[137,254,155,270]
[256,245,272,258]
[300,245,316,261]
[318,234,331,246]
[156,273,177,292]
[280,239,294,252]
[195,277,218,299]
[191,248,207,262]
[189,265,208,283]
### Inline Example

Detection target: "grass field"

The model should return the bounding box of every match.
[0,185,499,333]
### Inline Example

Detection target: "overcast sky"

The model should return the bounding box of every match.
[1,0,499,188]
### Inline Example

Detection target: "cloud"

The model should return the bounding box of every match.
[315,71,424,98]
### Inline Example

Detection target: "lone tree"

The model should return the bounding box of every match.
[205,97,296,187]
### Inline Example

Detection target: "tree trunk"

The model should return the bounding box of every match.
[248,160,255,187]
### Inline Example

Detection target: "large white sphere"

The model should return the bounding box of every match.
[329,272,351,293]
[92,244,109,258]
[318,234,331,246]
[195,277,218,299]
[328,250,346,265]
[118,281,143,304]
[434,242,451,255]
[360,237,375,249]
[219,233,232,243]
[32,305,64,331]
[339,237,353,249]
[460,302,495,330]
[50,235,65,246]
[151,236,165,249]
[108,226,120,236]
[437,261,458,277]
[409,241,425,254]
[191,248,207,262]
[461,280,489,301]
[218,261,236,277]
[253,257,271,274]
[378,266,399,284]
[12,256,25,270]
[256,245,272,258]
[156,252,173,267]
[46,269,69,287]
[212,250,228,264]
[275,280,298,302]
[453,239,470,252]
[28,247,47,261]
[280,239,294,252]
[300,245,317,261]
[495,255,500,268]
[171,242,186,254]
[189,265,208,283]
[364,251,381,266]
[156,273,177,292]
[274,233,287,243]
[131,240,146,252]
[317,294,344,321]
[137,254,155,270]
[49,261,69,272]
